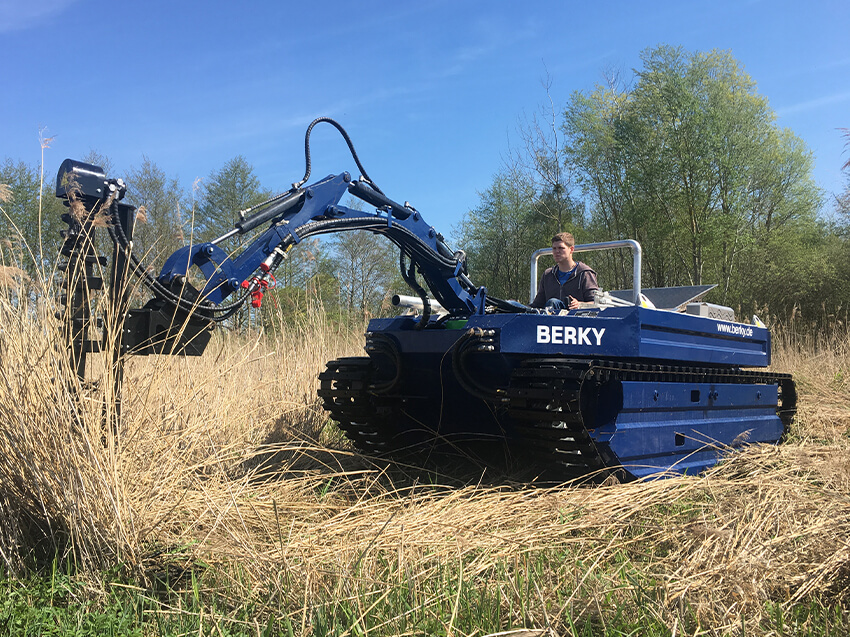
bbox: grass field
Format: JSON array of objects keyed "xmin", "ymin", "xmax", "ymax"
[{"xmin": 0, "ymin": 275, "xmax": 848, "ymax": 636}]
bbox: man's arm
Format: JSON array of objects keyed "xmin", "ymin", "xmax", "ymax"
[
  {"xmin": 530, "ymin": 278, "xmax": 546, "ymax": 308},
  {"xmin": 578, "ymin": 268, "xmax": 599, "ymax": 302}
]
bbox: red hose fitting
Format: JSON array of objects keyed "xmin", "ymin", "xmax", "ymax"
[{"xmin": 241, "ymin": 276, "xmax": 273, "ymax": 308}]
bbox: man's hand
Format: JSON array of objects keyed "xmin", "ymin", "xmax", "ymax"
[{"xmin": 566, "ymin": 295, "xmax": 595, "ymax": 310}]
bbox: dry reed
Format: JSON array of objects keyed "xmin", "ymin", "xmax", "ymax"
[{"xmin": 0, "ymin": 270, "xmax": 848, "ymax": 634}]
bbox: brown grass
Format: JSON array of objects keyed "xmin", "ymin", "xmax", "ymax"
[
  {"xmin": 0, "ymin": 265, "xmax": 30, "ymax": 288},
  {"xmin": 0, "ymin": 285, "xmax": 848, "ymax": 633}
]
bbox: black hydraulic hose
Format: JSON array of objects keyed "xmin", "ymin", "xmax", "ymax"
[
  {"xmin": 365, "ymin": 333, "xmax": 402, "ymax": 393},
  {"xmin": 289, "ymin": 216, "xmax": 521, "ymax": 318},
  {"xmin": 295, "ymin": 117, "xmax": 384, "ymax": 194},
  {"xmin": 111, "ymin": 194, "xmax": 522, "ymax": 321},
  {"xmin": 293, "ymin": 215, "xmax": 459, "ymax": 273},
  {"xmin": 450, "ymin": 328, "xmax": 506, "ymax": 403},
  {"xmin": 399, "ymin": 250, "xmax": 430, "ymax": 329},
  {"xmin": 106, "ymin": 201, "xmax": 250, "ymax": 320}
]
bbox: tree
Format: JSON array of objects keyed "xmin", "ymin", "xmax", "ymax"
[
  {"xmin": 561, "ymin": 82, "xmax": 646, "ymax": 290},
  {"xmin": 456, "ymin": 76, "xmax": 593, "ymax": 301},
  {"xmin": 81, "ymin": 150, "xmax": 114, "ymax": 177},
  {"xmin": 194, "ymin": 156, "xmax": 272, "ymax": 330},
  {"xmin": 836, "ymin": 129, "xmax": 850, "ymax": 218},
  {"xmin": 326, "ymin": 229, "xmax": 399, "ymax": 320},
  {"xmin": 123, "ymin": 157, "xmax": 187, "ymax": 269},
  {"xmin": 0, "ymin": 158, "xmax": 64, "ymax": 283},
  {"xmin": 260, "ymin": 236, "xmax": 345, "ymax": 331},
  {"xmin": 455, "ymin": 172, "xmax": 558, "ymax": 301},
  {"xmin": 195, "ymin": 156, "xmax": 272, "ymax": 243},
  {"xmin": 562, "ymin": 45, "xmax": 823, "ymax": 313},
  {"xmin": 511, "ymin": 74, "xmax": 583, "ymax": 233}
]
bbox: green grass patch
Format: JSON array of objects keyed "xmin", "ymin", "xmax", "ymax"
[{"xmin": 2, "ymin": 553, "xmax": 848, "ymax": 637}]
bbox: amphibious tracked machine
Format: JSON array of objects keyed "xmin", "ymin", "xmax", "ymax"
[{"xmin": 56, "ymin": 118, "xmax": 795, "ymax": 480}]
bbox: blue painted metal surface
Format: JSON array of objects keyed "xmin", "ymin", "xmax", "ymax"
[
  {"xmin": 368, "ymin": 305, "xmax": 771, "ymax": 368},
  {"xmin": 157, "ymin": 173, "xmax": 485, "ymax": 314},
  {"xmin": 357, "ymin": 305, "xmax": 789, "ymax": 480},
  {"xmin": 593, "ymin": 380, "xmax": 782, "ymax": 479}
]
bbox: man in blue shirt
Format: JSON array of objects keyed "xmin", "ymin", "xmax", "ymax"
[{"xmin": 531, "ymin": 232, "xmax": 599, "ymax": 310}]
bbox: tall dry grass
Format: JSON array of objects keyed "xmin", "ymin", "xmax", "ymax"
[
  {"xmin": 0, "ymin": 257, "xmax": 848, "ymax": 633},
  {"xmin": 772, "ymin": 320, "xmax": 850, "ymax": 444}
]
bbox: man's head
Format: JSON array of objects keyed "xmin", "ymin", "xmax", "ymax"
[
  {"xmin": 552, "ymin": 232, "xmax": 575, "ymax": 248},
  {"xmin": 551, "ymin": 232, "xmax": 576, "ymax": 269}
]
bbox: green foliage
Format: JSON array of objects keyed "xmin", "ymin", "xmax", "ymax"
[
  {"xmin": 123, "ymin": 156, "xmax": 188, "ymax": 270},
  {"xmin": 0, "ymin": 565, "xmax": 144, "ymax": 636},
  {"xmin": 559, "ymin": 45, "xmax": 836, "ymax": 319},
  {"xmin": 455, "ymin": 176, "xmax": 565, "ymax": 301},
  {"xmin": 452, "ymin": 45, "xmax": 848, "ymax": 323},
  {"xmin": 324, "ymin": 229, "xmax": 400, "ymax": 319},
  {"xmin": 454, "ymin": 91, "xmax": 589, "ymax": 302},
  {"xmin": 0, "ymin": 157, "xmax": 64, "ymax": 282}
]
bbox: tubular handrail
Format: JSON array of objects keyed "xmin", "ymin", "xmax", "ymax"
[{"xmin": 530, "ymin": 239, "xmax": 642, "ymax": 305}]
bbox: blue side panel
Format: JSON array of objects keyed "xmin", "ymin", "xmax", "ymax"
[
  {"xmin": 633, "ymin": 308, "xmax": 770, "ymax": 366},
  {"xmin": 476, "ymin": 311, "xmax": 641, "ymax": 359},
  {"xmin": 594, "ymin": 381, "xmax": 783, "ymax": 479},
  {"xmin": 466, "ymin": 307, "xmax": 770, "ymax": 368}
]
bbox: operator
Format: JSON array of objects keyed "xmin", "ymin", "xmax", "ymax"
[{"xmin": 531, "ymin": 232, "xmax": 599, "ymax": 310}]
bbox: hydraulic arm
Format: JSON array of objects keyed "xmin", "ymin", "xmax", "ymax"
[
  {"xmin": 55, "ymin": 118, "xmax": 526, "ymax": 366},
  {"xmin": 154, "ymin": 170, "xmax": 487, "ymax": 318}
]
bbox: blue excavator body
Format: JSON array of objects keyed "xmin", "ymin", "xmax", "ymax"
[{"xmin": 321, "ymin": 302, "xmax": 793, "ymax": 480}]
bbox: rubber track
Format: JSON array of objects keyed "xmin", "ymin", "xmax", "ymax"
[
  {"xmin": 319, "ymin": 355, "xmax": 797, "ymax": 479},
  {"xmin": 506, "ymin": 360, "xmax": 602, "ymax": 479},
  {"xmin": 318, "ymin": 357, "xmax": 399, "ymax": 453}
]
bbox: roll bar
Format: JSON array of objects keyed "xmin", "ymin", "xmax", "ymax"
[{"xmin": 530, "ymin": 239, "xmax": 643, "ymax": 305}]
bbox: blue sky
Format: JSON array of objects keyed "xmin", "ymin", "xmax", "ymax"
[{"xmin": 1, "ymin": 0, "xmax": 848, "ymax": 236}]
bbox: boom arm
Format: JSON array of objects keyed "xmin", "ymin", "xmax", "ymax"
[
  {"xmin": 56, "ymin": 117, "xmax": 532, "ymax": 355},
  {"xmin": 157, "ymin": 171, "xmax": 487, "ymax": 317}
]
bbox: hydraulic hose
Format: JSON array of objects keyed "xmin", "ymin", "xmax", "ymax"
[
  {"xmin": 450, "ymin": 328, "xmax": 506, "ymax": 403},
  {"xmin": 364, "ymin": 333, "xmax": 402, "ymax": 393},
  {"xmin": 106, "ymin": 201, "xmax": 250, "ymax": 321},
  {"xmin": 295, "ymin": 117, "xmax": 384, "ymax": 194},
  {"xmin": 399, "ymin": 249, "xmax": 431, "ymax": 329}
]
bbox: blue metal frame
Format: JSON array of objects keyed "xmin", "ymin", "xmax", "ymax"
[
  {"xmin": 362, "ymin": 309, "xmax": 784, "ymax": 479},
  {"xmin": 157, "ymin": 172, "xmax": 485, "ymax": 315},
  {"xmin": 597, "ymin": 379, "xmax": 783, "ymax": 478},
  {"xmin": 367, "ymin": 303, "xmax": 771, "ymax": 368}
]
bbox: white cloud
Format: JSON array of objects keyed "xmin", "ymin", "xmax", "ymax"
[
  {"xmin": 778, "ymin": 91, "xmax": 850, "ymax": 117},
  {"xmin": 0, "ymin": 0, "xmax": 78, "ymax": 33}
]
